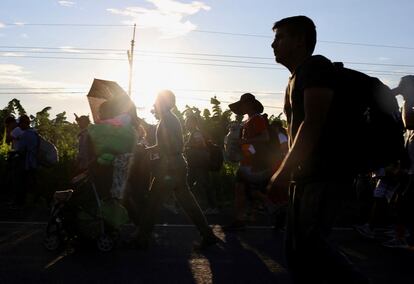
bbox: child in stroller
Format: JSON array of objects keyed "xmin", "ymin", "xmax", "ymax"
[
  {"xmin": 43, "ymin": 96, "xmax": 145, "ymax": 252},
  {"xmin": 43, "ymin": 166, "xmax": 129, "ymax": 252}
]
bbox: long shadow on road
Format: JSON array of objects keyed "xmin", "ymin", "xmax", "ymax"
[{"xmin": 0, "ymin": 223, "xmax": 291, "ymax": 283}]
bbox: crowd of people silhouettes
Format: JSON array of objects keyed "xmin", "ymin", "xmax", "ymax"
[{"xmin": 3, "ymin": 15, "xmax": 414, "ymax": 284}]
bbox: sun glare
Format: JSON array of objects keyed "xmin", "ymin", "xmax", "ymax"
[{"xmin": 128, "ymin": 58, "xmax": 205, "ymax": 120}]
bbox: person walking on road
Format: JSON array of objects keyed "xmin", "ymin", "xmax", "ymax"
[
  {"xmin": 269, "ymin": 15, "xmax": 369, "ymax": 283},
  {"xmin": 133, "ymin": 90, "xmax": 219, "ymax": 249}
]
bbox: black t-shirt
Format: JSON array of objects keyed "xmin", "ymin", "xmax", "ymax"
[
  {"xmin": 156, "ymin": 111, "xmax": 184, "ymax": 157},
  {"xmin": 284, "ymin": 55, "xmax": 347, "ymax": 181}
]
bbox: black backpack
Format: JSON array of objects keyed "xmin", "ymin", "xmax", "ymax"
[{"xmin": 334, "ymin": 62, "xmax": 405, "ymax": 173}]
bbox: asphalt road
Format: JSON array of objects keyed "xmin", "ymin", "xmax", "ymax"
[{"xmin": 0, "ymin": 206, "xmax": 413, "ymax": 283}]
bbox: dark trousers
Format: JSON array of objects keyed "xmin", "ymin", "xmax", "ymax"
[
  {"xmin": 11, "ymin": 156, "xmax": 37, "ymax": 206},
  {"xmin": 396, "ymin": 174, "xmax": 414, "ymax": 227},
  {"xmin": 285, "ymin": 180, "xmax": 367, "ymax": 284},
  {"xmin": 137, "ymin": 157, "xmax": 213, "ymax": 241},
  {"xmin": 188, "ymin": 167, "xmax": 216, "ymax": 209}
]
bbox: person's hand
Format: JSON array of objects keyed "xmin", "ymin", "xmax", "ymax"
[{"xmin": 267, "ymin": 166, "xmax": 290, "ymax": 193}]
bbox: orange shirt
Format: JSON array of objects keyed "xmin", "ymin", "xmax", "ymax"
[{"xmin": 240, "ymin": 115, "xmax": 267, "ymax": 166}]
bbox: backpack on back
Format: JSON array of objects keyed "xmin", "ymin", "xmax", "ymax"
[
  {"xmin": 37, "ymin": 134, "xmax": 59, "ymax": 167},
  {"xmin": 334, "ymin": 63, "xmax": 405, "ymax": 173}
]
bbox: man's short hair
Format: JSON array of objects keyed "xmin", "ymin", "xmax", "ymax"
[
  {"xmin": 185, "ymin": 114, "xmax": 199, "ymax": 125},
  {"xmin": 272, "ymin": 15, "xmax": 317, "ymax": 55},
  {"xmin": 4, "ymin": 116, "xmax": 16, "ymax": 125},
  {"xmin": 18, "ymin": 114, "xmax": 30, "ymax": 124},
  {"xmin": 157, "ymin": 90, "xmax": 176, "ymax": 110}
]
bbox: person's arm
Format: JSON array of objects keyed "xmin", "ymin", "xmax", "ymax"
[
  {"xmin": 402, "ymin": 98, "xmax": 414, "ymax": 130},
  {"xmin": 268, "ymin": 87, "xmax": 334, "ymax": 188}
]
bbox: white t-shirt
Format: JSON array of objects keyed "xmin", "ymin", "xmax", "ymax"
[{"xmin": 10, "ymin": 127, "xmax": 24, "ymax": 150}]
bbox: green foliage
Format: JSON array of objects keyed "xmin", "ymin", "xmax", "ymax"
[
  {"xmin": 31, "ymin": 108, "xmax": 79, "ymax": 160},
  {"xmin": 268, "ymin": 112, "xmax": 286, "ymax": 126},
  {"xmin": 0, "ymin": 128, "xmax": 11, "ymax": 159},
  {"xmin": 0, "ymin": 100, "xmax": 79, "ymax": 161},
  {"xmin": 210, "ymin": 96, "xmax": 222, "ymax": 118},
  {"xmin": 0, "ymin": 97, "xmax": 287, "ymax": 207},
  {"xmin": 203, "ymin": 109, "xmax": 211, "ymax": 120},
  {"xmin": 0, "ymin": 99, "xmax": 27, "ymax": 138}
]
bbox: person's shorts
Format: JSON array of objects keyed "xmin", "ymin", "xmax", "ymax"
[{"xmin": 236, "ymin": 165, "xmax": 271, "ymax": 193}]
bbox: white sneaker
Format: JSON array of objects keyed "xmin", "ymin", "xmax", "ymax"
[
  {"xmin": 354, "ymin": 224, "xmax": 375, "ymax": 239},
  {"xmin": 382, "ymin": 238, "xmax": 409, "ymax": 249}
]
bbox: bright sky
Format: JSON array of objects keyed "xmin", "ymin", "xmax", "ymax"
[{"xmin": 1, "ymin": 0, "xmax": 414, "ymax": 123}]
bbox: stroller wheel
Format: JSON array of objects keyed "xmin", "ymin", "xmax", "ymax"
[
  {"xmin": 43, "ymin": 233, "xmax": 61, "ymax": 251},
  {"xmin": 97, "ymin": 234, "xmax": 114, "ymax": 252}
]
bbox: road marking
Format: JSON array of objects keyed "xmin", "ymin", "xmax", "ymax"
[
  {"xmin": 0, "ymin": 229, "xmax": 42, "ymax": 251},
  {"xmin": 238, "ymin": 237, "xmax": 288, "ymax": 274}
]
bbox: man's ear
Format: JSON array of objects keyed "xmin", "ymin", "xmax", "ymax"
[{"xmin": 294, "ymin": 34, "xmax": 307, "ymax": 50}]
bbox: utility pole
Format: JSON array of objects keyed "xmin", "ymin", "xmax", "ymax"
[{"xmin": 127, "ymin": 23, "xmax": 136, "ymax": 97}]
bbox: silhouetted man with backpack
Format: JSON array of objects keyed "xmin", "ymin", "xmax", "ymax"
[
  {"xmin": 269, "ymin": 16, "xmax": 369, "ymax": 283},
  {"xmin": 13, "ymin": 115, "xmax": 39, "ymax": 208}
]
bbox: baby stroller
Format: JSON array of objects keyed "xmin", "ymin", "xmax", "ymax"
[{"xmin": 43, "ymin": 168, "xmax": 129, "ymax": 252}]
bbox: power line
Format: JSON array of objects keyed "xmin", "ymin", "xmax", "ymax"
[
  {"xmin": 3, "ymin": 23, "xmax": 414, "ymax": 50},
  {"xmin": 319, "ymin": 40, "xmax": 414, "ymax": 51},
  {"xmin": 0, "ymin": 91, "xmax": 85, "ymax": 94},
  {"xmin": 0, "ymin": 91, "xmax": 284, "ymax": 109},
  {"xmin": 136, "ymin": 50, "xmax": 273, "ymax": 60},
  {"xmin": 0, "ymin": 45, "xmax": 126, "ymax": 52},
  {"xmin": 0, "ymin": 54, "xmax": 126, "ymax": 61},
  {"xmin": 3, "ymin": 23, "xmax": 134, "ymax": 27},
  {"xmin": 201, "ymin": 29, "xmax": 414, "ymax": 50},
  {"xmin": 0, "ymin": 54, "xmax": 408, "ymax": 76},
  {"xmin": 0, "ymin": 50, "xmax": 126, "ymax": 56},
  {"xmin": 2, "ymin": 46, "xmax": 414, "ymax": 69},
  {"xmin": 0, "ymin": 87, "xmax": 285, "ymax": 95}
]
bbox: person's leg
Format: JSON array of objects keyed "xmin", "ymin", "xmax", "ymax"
[
  {"xmin": 13, "ymin": 157, "xmax": 26, "ymax": 206},
  {"xmin": 355, "ymin": 175, "xmax": 374, "ymax": 224},
  {"xmin": 234, "ymin": 182, "xmax": 246, "ymax": 221},
  {"xmin": 173, "ymin": 166, "xmax": 214, "ymax": 239},
  {"xmin": 187, "ymin": 166, "xmax": 207, "ymax": 209},
  {"xmin": 123, "ymin": 176, "xmax": 151, "ymax": 226},
  {"xmin": 286, "ymin": 181, "xmax": 368, "ymax": 284},
  {"xmin": 209, "ymin": 171, "xmax": 223, "ymax": 208},
  {"xmin": 27, "ymin": 169, "xmax": 40, "ymax": 205},
  {"xmin": 135, "ymin": 169, "xmax": 169, "ymax": 243},
  {"xmin": 284, "ymin": 182, "xmax": 307, "ymax": 283},
  {"xmin": 392, "ymin": 175, "xmax": 414, "ymax": 242},
  {"xmin": 369, "ymin": 197, "xmax": 388, "ymax": 229},
  {"xmin": 231, "ymin": 167, "xmax": 252, "ymax": 223},
  {"xmin": 199, "ymin": 169, "xmax": 217, "ymax": 210}
]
